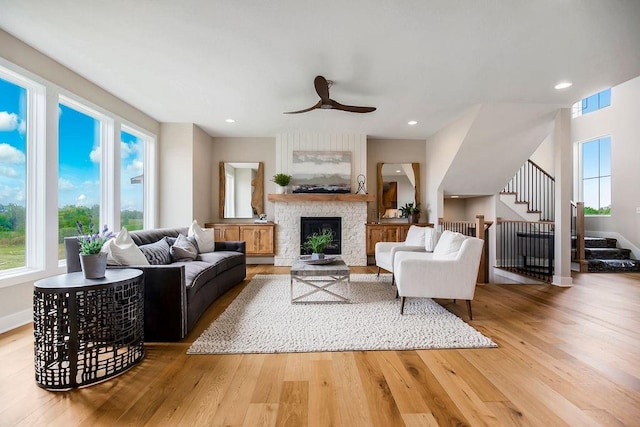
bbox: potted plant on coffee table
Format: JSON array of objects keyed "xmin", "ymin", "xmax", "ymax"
[
  {"xmin": 303, "ymin": 228, "xmax": 334, "ymax": 260},
  {"xmin": 76, "ymin": 218, "xmax": 114, "ymax": 279},
  {"xmin": 399, "ymin": 202, "xmax": 421, "ymax": 223},
  {"xmin": 271, "ymin": 173, "xmax": 292, "ymax": 194}
]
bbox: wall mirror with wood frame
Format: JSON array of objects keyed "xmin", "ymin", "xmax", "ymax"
[
  {"xmin": 219, "ymin": 162, "xmax": 264, "ymax": 219},
  {"xmin": 377, "ymin": 162, "xmax": 420, "ymax": 219}
]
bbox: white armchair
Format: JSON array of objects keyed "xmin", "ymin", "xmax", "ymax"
[
  {"xmin": 394, "ymin": 230, "xmax": 484, "ymax": 319},
  {"xmin": 375, "ymin": 225, "xmax": 438, "ymax": 284}
]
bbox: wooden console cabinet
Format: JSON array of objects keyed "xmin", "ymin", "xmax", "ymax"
[
  {"xmin": 204, "ymin": 223, "xmax": 275, "ymax": 256},
  {"xmin": 365, "ymin": 222, "xmax": 432, "ymax": 255}
]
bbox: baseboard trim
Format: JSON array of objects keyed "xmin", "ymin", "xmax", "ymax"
[
  {"xmin": 0, "ymin": 308, "xmax": 32, "ymax": 334},
  {"xmin": 491, "ymin": 267, "xmax": 549, "ymax": 285}
]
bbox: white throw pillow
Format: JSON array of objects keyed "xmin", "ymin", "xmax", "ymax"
[
  {"xmin": 104, "ymin": 227, "xmax": 150, "ymax": 266},
  {"xmin": 404, "ymin": 225, "xmax": 426, "ymax": 246},
  {"xmin": 188, "ymin": 220, "xmax": 216, "ymax": 253},
  {"xmin": 424, "ymin": 227, "xmax": 440, "ymax": 252},
  {"xmin": 432, "ymin": 230, "xmax": 465, "ymax": 259}
]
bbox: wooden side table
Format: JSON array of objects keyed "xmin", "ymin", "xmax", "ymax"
[{"xmin": 33, "ymin": 269, "xmax": 144, "ymax": 390}]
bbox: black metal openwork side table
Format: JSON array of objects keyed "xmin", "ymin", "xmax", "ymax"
[{"xmin": 33, "ymin": 268, "xmax": 144, "ymax": 390}]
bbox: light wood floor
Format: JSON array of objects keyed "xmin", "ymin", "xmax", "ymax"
[{"xmin": 2, "ymin": 266, "xmax": 639, "ymax": 426}]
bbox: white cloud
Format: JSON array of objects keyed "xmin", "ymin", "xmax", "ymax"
[
  {"xmin": 121, "ymin": 141, "xmax": 133, "ymax": 158},
  {"xmin": 0, "ymin": 143, "xmax": 26, "ymax": 164},
  {"xmin": 0, "ymin": 112, "xmax": 20, "ymax": 131},
  {"xmin": 0, "ymin": 166, "xmax": 18, "ymax": 178},
  {"xmin": 76, "ymin": 194, "xmax": 86, "ymax": 203},
  {"xmin": 58, "ymin": 177, "xmax": 75, "ymax": 190},
  {"xmin": 0, "ymin": 184, "xmax": 24, "ymax": 203},
  {"xmin": 18, "ymin": 120, "xmax": 26, "ymax": 134},
  {"xmin": 89, "ymin": 147, "xmax": 100, "ymax": 163},
  {"xmin": 125, "ymin": 160, "xmax": 144, "ymax": 175}
]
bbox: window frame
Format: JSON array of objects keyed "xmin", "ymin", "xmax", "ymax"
[
  {"xmin": 0, "ymin": 57, "xmax": 157, "ymax": 288},
  {"xmin": 0, "ymin": 63, "xmax": 47, "ymax": 284},
  {"xmin": 575, "ymin": 135, "xmax": 612, "ymax": 217},
  {"xmin": 120, "ymin": 124, "xmax": 156, "ymax": 230}
]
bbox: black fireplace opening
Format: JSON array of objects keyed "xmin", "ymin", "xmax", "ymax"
[{"xmin": 300, "ymin": 217, "xmax": 342, "ymax": 255}]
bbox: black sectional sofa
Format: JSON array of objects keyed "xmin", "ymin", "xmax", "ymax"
[{"xmin": 65, "ymin": 227, "xmax": 246, "ymax": 341}]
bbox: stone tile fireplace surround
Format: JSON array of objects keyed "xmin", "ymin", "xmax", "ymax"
[{"xmin": 273, "ymin": 200, "xmax": 368, "ymax": 266}]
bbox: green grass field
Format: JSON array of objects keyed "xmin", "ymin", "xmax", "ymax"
[{"xmin": 0, "ymin": 232, "xmax": 25, "ymax": 270}]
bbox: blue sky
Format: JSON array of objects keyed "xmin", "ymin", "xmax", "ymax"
[
  {"xmin": 1, "ymin": 76, "xmax": 144, "ymax": 211},
  {"xmin": 0, "ymin": 77, "xmax": 26, "ymax": 206}
]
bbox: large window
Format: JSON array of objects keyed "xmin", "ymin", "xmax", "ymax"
[
  {"xmin": 581, "ymin": 136, "xmax": 611, "ymax": 215},
  {"xmin": 572, "ymin": 88, "xmax": 611, "ymax": 117},
  {"xmin": 0, "ymin": 59, "xmax": 155, "ymax": 283},
  {"xmin": 120, "ymin": 128, "xmax": 145, "ymax": 231},
  {"xmin": 58, "ymin": 100, "xmax": 104, "ymax": 259},
  {"xmin": 0, "ymin": 76, "xmax": 27, "ymax": 271}
]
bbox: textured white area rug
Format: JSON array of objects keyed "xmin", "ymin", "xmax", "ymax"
[{"xmin": 187, "ymin": 274, "xmax": 497, "ymax": 354}]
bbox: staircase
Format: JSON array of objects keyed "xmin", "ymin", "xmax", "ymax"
[{"xmin": 583, "ymin": 237, "xmax": 640, "ymax": 272}]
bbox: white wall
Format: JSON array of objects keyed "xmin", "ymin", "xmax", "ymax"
[
  {"xmin": 529, "ymin": 133, "xmax": 555, "ymax": 175},
  {"xmin": 159, "ymin": 123, "xmax": 214, "ymax": 227},
  {"xmin": 159, "ymin": 123, "xmax": 194, "ymax": 227},
  {"xmin": 0, "ymin": 30, "xmax": 160, "ymax": 332},
  {"xmin": 572, "ymin": 75, "xmax": 640, "ymax": 248},
  {"xmin": 193, "ymin": 125, "xmax": 213, "ymax": 225},
  {"xmin": 426, "ymin": 106, "xmax": 481, "ymax": 223}
]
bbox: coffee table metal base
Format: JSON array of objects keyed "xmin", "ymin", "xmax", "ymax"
[{"xmin": 290, "ymin": 257, "xmax": 351, "ymax": 304}]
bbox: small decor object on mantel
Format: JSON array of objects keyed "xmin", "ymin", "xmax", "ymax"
[
  {"xmin": 302, "ymin": 228, "xmax": 334, "ymax": 260},
  {"xmin": 272, "ymin": 173, "xmax": 292, "ymax": 194},
  {"xmin": 399, "ymin": 202, "xmax": 421, "ymax": 224},
  {"xmin": 76, "ymin": 218, "xmax": 114, "ymax": 279},
  {"xmin": 356, "ymin": 174, "xmax": 367, "ymax": 194}
]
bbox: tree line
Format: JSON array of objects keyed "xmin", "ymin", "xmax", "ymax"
[{"xmin": 0, "ymin": 204, "xmax": 143, "ymax": 239}]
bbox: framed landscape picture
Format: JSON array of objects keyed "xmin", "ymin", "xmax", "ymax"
[{"xmin": 291, "ymin": 151, "xmax": 351, "ymax": 193}]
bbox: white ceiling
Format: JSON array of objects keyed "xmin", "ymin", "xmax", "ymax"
[{"xmin": 1, "ymin": 0, "xmax": 639, "ymax": 139}]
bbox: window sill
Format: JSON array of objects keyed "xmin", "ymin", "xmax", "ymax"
[{"xmin": 0, "ymin": 265, "xmax": 65, "ymax": 288}]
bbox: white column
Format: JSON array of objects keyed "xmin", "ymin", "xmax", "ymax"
[{"xmin": 552, "ymin": 108, "xmax": 573, "ymax": 286}]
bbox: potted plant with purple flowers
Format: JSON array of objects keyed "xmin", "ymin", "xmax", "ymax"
[{"xmin": 76, "ymin": 217, "xmax": 114, "ymax": 279}]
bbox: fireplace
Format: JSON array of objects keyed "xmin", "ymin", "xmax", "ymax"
[{"xmin": 300, "ymin": 217, "xmax": 341, "ymax": 255}]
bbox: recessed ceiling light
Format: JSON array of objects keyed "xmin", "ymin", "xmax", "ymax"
[
  {"xmin": 407, "ymin": 120, "xmax": 418, "ymax": 125},
  {"xmin": 450, "ymin": 195, "xmax": 460, "ymax": 198},
  {"xmin": 225, "ymin": 118, "xmax": 235, "ymax": 123},
  {"xmin": 554, "ymin": 81, "xmax": 572, "ymax": 90},
  {"xmin": 395, "ymin": 170, "xmax": 401, "ymax": 173}
]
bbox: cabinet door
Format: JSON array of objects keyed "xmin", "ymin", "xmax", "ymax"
[
  {"xmin": 214, "ymin": 225, "xmax": 240, "ymax": 242},
  {"xmin": 366, "ymin": 226, "xmax": 384, "ymax": 255},
  {"xmin": 240, "ymin": 225, "xmax": 275, "ymax": 255},
  {"xmin": 366, "ymin": 224, "xmax": 405, "ymax": 255}
]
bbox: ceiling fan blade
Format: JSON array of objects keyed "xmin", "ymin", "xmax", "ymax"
[
  {"xmin": 283, "ymin": 100, "xmax": 322, "ymax": 114},
  {"xmin": 314, "ymin": 75, "xmax": 331, "ymax": 104},
  {"xmin": 330, "ymin": 99, "xmax": 376, "ymax": 113}
]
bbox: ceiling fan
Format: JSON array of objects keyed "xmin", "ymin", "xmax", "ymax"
[{"xmin": 284, "ymin": 75, "xmax": 376, "ymax": 114}]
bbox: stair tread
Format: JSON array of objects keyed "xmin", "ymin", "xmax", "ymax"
[
  {"xmin": 584, "ymin": 237, "xmax": 618, "ymax": 248},
  {"xmin": 587, "ymin": 258, "xmax": 640, "ymax": 272}
]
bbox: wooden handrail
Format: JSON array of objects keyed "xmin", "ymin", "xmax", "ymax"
[
  {"xmin": 528, "ymin": 159, "xmax": 555, "ymax": 181},
  {"xmin": 496, "ymin": 217, "xmax": 555, "ymax": 225}
]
